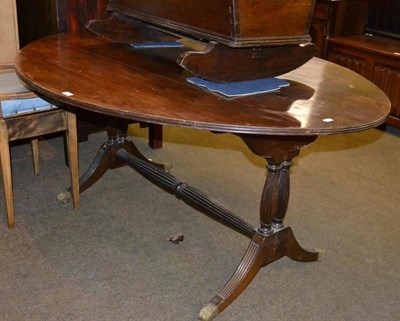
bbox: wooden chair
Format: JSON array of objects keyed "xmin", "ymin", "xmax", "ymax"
[{"xmin": 0, "ymin": 64, "xmax": 80, "ymax": 228}]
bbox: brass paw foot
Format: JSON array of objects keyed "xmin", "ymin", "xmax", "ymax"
[
  {"xmin": 199, "ymin": 303, "xmax": 218, "ymax": 321},
  {"xmin": 315, "ymin": 248, "xmax": 325, "ymax": 261}
]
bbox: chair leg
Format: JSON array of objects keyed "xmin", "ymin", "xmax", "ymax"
[
  {"xmin": 31, "ymin": 139, "xmax": 40, "ymax": 176},
  {"xmin": 65, "ymin": 111, "xmax": 80, "ymax": 210},
  {"xmin": 0, "ymin": 120, "xmax": 15, "ymax": 228}
]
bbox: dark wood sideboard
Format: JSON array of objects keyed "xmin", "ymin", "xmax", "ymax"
[{"xmin": 311, "ymin": 0, "xmax": 400, "ymax": 128}]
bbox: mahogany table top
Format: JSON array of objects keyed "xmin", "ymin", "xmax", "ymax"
[{"xmin": 15, "ymin": 33, "xmax": 390, "ymax": 136}]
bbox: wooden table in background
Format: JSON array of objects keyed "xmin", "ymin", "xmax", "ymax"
[{"xmin": 15, "ymin": 33, "xmax": 391, "ymax": 321}]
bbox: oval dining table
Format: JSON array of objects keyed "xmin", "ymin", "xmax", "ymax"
[{"xmin": 15, "ymin": 32, "xmax": 391, "ymax": 321}]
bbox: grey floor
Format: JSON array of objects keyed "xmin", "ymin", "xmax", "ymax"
[{"xmin": 1, "ymin": 124, "xmax": 399, "ymax": 321}]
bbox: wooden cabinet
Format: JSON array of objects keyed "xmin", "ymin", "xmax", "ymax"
[
  {"xmin": 328, "ymin": 35, "xmax": 400, "ymax": 127},
  {"xmin": 15, "ymin": 0, "xmax": 58, "ymax": 48},
  {"xmin": 310, "ymin": 0, "xmax": 368, "ymax": 58},
  {"xmin": 311, "ymin": 0, "xmax": 400, "ymax": 127},
  {"xmin": 15, "ymin": 0, "xmax": 108, "ymax": 46}
]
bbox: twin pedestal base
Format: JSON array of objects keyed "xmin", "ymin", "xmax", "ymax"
[
  {"xmin": 73, "ymin": 121, "xmax": 321, "ymax": 320},
  {"xmin": 200, "ymin": 228, "xmax": 321, "ymax": 321}
]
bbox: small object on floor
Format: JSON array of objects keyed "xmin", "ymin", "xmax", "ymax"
[
  {"xmin": 57, "ymin": 190, "xmax": 72, "ymax": 203},
  {"xmin": 167, "ymin": 233, "xmax": 184, "ymax": 244}
]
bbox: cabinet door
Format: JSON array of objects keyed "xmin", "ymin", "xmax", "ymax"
[
  {"xmin": 328, "ymin": 43, "xmax": 400, "ymax": 123},
  {"xmin": 15, "ymin": 0, "xmax": 58, "ymax": 47},
  {"xmin": 373, "ymin": 63, "xmax": 400, "ymax": 118},
  {"xmin": 327, "ymin": 45, "xmax": 373, "ymax": 79}
]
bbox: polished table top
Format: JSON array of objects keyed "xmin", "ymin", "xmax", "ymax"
[{"xmin": 15, "ymin": 33, "xmax": 390, "ymax": 136}]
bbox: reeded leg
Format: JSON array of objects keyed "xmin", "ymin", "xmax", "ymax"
[
  {"xmin": 59, "ymin": 118, "xmax": 165, "ymax": 203},
  {"xmin": 77, "ymin": 131, "xmax": 117, "ymax": 194},
  {"xmin": 199, "ymin": 232, "xmax": 266, "ymax": 321},
  {"xmin": 57, "ymin": 130, "xmax": 113, "ymax": 204},
  {"xmin": 199, "ymin": 226, "xmax": 321, "ymax": 321},
  {"xmin": 258, "ymin": 157, "xmax": 292, "ymax": 234},
  {"xmin": 199, "ymin": 135, "xmax": 321, "ymax": 320}
]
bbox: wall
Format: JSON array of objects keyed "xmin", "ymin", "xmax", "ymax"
[{"xmin": 0, "ymin": 0, "xmax": 19, "ymax": 64}]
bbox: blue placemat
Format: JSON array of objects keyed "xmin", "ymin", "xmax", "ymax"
[
  {"xmin": 1, "ymin": 97, "xmax": 56, "ymax": 117},
  {"xmin": 131, "ymin": 41, "xmax": 184, "ymax": 48},
  {"xmin": 187, "ymin": 77, "xmax": 290, "ymax": 97}
]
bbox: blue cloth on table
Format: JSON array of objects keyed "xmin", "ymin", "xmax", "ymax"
[
  {"xmin": 187, "ymin": 77, "xmax": 290, "ymax": 97},
  {"xmin": 131, "ymin": 41, "xmax": 184, "ymax": 48},
  {"xmin": 0, "ymin": 97, "xmax": 56, "ymax": 117}
]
